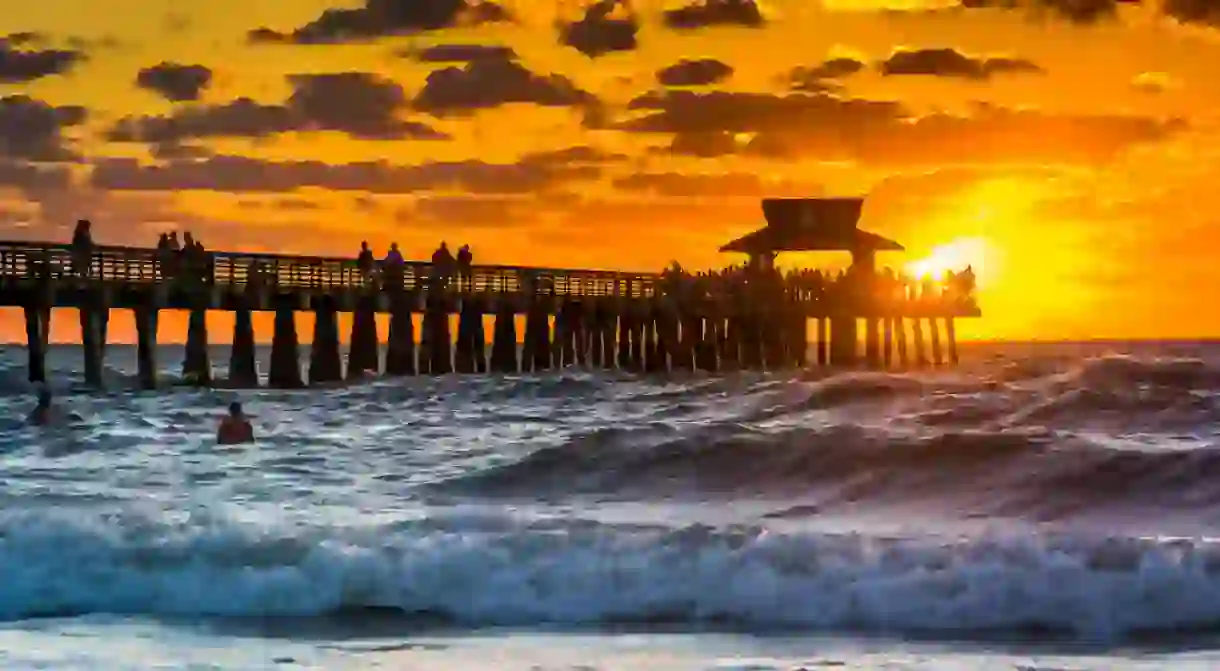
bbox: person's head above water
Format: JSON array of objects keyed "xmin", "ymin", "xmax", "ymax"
[{"xmin": 229, "ymin": 401, "xmax": 243, "ymax": 417}]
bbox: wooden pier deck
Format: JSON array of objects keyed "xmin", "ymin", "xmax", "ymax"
[{"xmin": 0, "ymin": 197, "xmax": 982, "ymax": 389}]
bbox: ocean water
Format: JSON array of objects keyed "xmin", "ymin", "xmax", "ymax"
[{"xmin": 2, "ymin": 340, "xmax": 1220, "ymax": 669}]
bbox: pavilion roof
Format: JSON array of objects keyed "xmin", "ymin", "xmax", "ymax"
[{"xmin": 719, "ymin": 197, "xmax": 904, "ymax": 254}]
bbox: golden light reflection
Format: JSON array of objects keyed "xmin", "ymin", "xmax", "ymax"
[{"xmin": 903, "ymin": 236, "xmax": 990, "ymax": 284}]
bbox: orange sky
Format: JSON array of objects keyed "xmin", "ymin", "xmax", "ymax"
[{"xmin": 2, "ymin": 0, "xmax": 1219, "ymax": 343}]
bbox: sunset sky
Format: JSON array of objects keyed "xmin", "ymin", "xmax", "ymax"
[{"xmin": 1, "ymin": 0, "xmax": 1219, "ymax": 343}]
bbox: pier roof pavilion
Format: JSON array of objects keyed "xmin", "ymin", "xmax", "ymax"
[{"xmin": 719, "ymin": 198, "xmax": 902, "ymax": 271}]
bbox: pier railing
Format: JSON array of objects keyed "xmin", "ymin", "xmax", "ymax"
[{"xmin": 0, "ymin": 241, "xmax": 663, "ymax": 298}]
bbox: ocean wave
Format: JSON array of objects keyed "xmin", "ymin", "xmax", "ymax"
[{"xmin": 3, "ymin": 509, "xmax": 1220, "ymax": 640}]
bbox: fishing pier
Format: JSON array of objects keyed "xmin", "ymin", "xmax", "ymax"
[{"xmin": 0, "ymin": 197, "xmax": 979, "ymax": 388}]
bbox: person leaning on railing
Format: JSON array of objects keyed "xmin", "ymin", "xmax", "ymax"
[{"xmin": 71, "ymin": 219, "xmax": 93, "ymax": 279}]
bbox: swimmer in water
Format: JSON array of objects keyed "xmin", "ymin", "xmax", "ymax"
[{"xmin": 217, "ymin": 401, "xmax": 255, "ymax": 445}]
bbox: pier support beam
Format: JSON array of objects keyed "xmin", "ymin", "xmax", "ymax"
[
  {"xmin": 523, "ymin": 299, "xmax": 552, "ymax": 372},
  {"xmin": 423, "ymin": 294, "xmax": 452, "ymax": 375},
  {"xmin": 80, "ymin": 297, "xmax": 109, "ymax": 388},
  {"xmin": 617, "ymin": 308, "xmax": 632, "ymax": 370},
  {"xmin": 865, "ymin": 317, "xmax": 881, "ymax": 370},
  {"xmin": 269, "ymin": 302, "xmax": 303, "ymax": 389},
  {"xmin": 490, "ymin": 300, "xmax": 518, "ymax": 373},
  {"xmin": 929, "ymin": 317, "xmax": 943, "ymax": 366},
  {"xmin": 347, "ymin": 298, "xmax": 380, "ymax": 379},
  {"xmin": 455, "ymin": 298, "xmax": 478, "ymax": 374},
  {"xmin": 946, "ymin": 318, "xmax": 959, "ymax": 365},
  {"xmin": 228, "ymin": 306, "xmax": 257, "ymax": 387},
  {"xmin": 600, "ymin": 306, "xmax": 617, "ymax": 370},
  {"xmin": 135, "ymin": 306, "xmax": 158, "ymax": 390},
  {"xmin": 24, "ymin": 304, "xmax": 49, "ymax": 384},
  {"xmin": 385, "ymin": 293, "xmax": 417, "ymax": 376},
  {"xmin": 882, "ymin": 318, "xmax": 894, "ymax": 369},
  {"xmin": 815, "ymin": 318, "xmax": 828, "ymax": 367},
  {"xmin": 896, "ymin": 316, "xmax": 909, "ymax": 368},
  {"xmin": 309, "ymin": 300, "xmax": 343, "ymax": 385},
  {"xmin": 912, "ymin": 316, "xmax": 927, "ymax": 367},
  {"xmin": 791, "ymin": 312, "xmax": 808, "ymax": 368},
  {"xmin": 182, "ymin": 306, "xmax": 210, "ymax": 386}
]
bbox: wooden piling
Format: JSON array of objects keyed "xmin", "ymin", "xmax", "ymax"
[
  {"xmin": 600, "ymin": 306, "xmax": 617, "ymax": 370},
  {"xmin": 135, "ymin": 305, "xmax": 158, "ymax": 390},
  {"xmin": 455, "ymin": 297, "xmax": 480, "ymax": 374},
  {"xmin": 816, "ymin": 317, "xmax": 828, "ymax": 366},
  {"xmin": 80, "ymin": 296, "xmax": 108, "ymax": 387},
  {"xmin": 23, "ymin": 304, "xmax": 48, "ymax": 384},
  {"xmin": 882, "ymin": 317, "xmax": 894, "ymax": 369},
  {"xmin": 946, "ymin": 317, "xmax": 959, "ymax": 365},
  {"xmin": 525, "ymin": 298, "xmax": 551, "ymax": 372},
  {"xmin": 269, "ymin": 302, "xmax": 303, "ymax": 388},
  {"xmin": 309, "ymin": 300, "xmax": 343, "ymax": 385},
  {"xmin": 490, "ymin": 299, "xmax": 518, "ymax": 373},
  {"xmin": 864, "ymin": 317, "xmax": 880, "ymax": 369},
  {"xmin": 912, "ymin": 316, "xmax": 927, "ymax": 367},
  {"xmin": 792, "ymin": 311, "xmax": 808, "ymax": 368},
  {"xmin": 587, "ymin": 302, "xmax": 605, "ymax": 368},
  {"xmin": 556, "ymin": 300, "xmax": 577, "ymax": 368},
  {"xmin": 228, "ymin": 305, "xmax": 257, "ymax": 387},
  {"xmin": 183, "ymin": 306, "xmax": 210, "ymax": 386},
  {"xmin": 929, "ymin": 317, "xmax": 943, "ymax": 366},
  {"xmin": 895, "ymin": 316, "xmax": 908, "ymax": 368},
  {"xmin": 385, "ymin": 292, "xmax": 417, "ymax": 376},
  {"xmin": 347, "ymin": 297, "xmax": 380, "ymax": 379},
  {"xmin": 423, "ymin": 294, "xmax": 452, "ymax": 375}
]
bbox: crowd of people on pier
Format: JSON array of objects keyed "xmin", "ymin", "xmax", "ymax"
[{"xmin": 355, "ymin": 240, "xmax": 476, "ymax": 291}]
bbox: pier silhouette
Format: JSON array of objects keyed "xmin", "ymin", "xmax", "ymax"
[{"xmin": 2, "ymin": 198, "xmax": 979, "ymax": 388}]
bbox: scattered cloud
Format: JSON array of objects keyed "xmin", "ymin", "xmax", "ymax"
[
  {"xmin": 663, "ymin": 0, "xmax": 766, "ymax": 30},
  {"xmin": 657, "ymin": 58, "xmax": 734, "ymax": 86},
  {"xmin": 0, "ymin": 37, "xmax": 83, "ymax": 84},
  {"xmin": 1162, "ymin": 0, "xmax": 1220, "ymax": 27},
  {"xmin": 612, "ymin": 171, "xmax": 821, "ymax": 197},
  {"xmin": 403, "ymin": 43, "xmax": 519, "ymax": 63},
  {"xmin": 958, "ymin": 0, "xmax": 1127, "ymax": 24},
  {"xmin": 248, "ymin": 0, "xmax": 511, "ymax": 44},
  {"xmin": 413, "ymin": 54, "xmax": 597, "ymax": 115},
  {"xmin": 786, "ymin": 57, "xmax": 865, "ymax": 92},
  {"xmin": 558, "ymin": 0, "xmax": 639, "ymax": 57},
  {"xmin": 0, "ymin": 95, "xmax": 87, "ymax": 161},
  {"xmin": 109, "ymin": 72, "xmax": 447, "ymax": 145},
  {"xmin": 618, "ymin": 90, "xmax": 1182, "ymax": 165},
  {"xmin": 136, "ymin": 62, "xmax": 214, "ymax": 102},
  {"xmin": 879, "ymin": 48, "xmax": 1044, "ymax": 79},
  {"xmin": 1131, "ymin": 71, "xmax": 1175, "ymax": 93}
]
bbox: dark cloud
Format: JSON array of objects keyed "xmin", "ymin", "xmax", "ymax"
[
  {"xmin": 618, "ymin": 90, "xmax": 1182, "ymax": 165},
  {"xmin": 657, "ymin": 58, "xmax": 734, "ymax": 86},
  {"xmin": 558, "ymin": 0, "xmax": 639, "ymax": 57},
  {"xmin": 0, "ymin": 38, "xmax": 83, "ymax": 83},
  {"xmin": 0, "ymin": 161, "xmax": 72, "ymax": 195},
  {"xmin": 249, "ymin": 0, "xmax": 510, "ymax": 44},
  {"xmin": 90, "ymin": 152, "xmax": 608, "ymax": 195},
  {"xmin": 612, "ymin": 172, "xmax": 820, "ymax": 197},
  {"xmin": 958, "ymin": 0, "xmax": 1128, "ymax": 24},
  {"xmin": 404, "ymin": 43, "xmax": 519, "ymax": 62},
  {"xmin": 136, "ymin": 62, "xmax": 214, "ymax": 102},
  {"xmin": 880, "ymin": 48, "xmax": 1044, "ymax": 79},
  {"xmin": 663, "ymin": 0, "xmax": 766, "ymax": 29},
  {"xmin": 786, "ymin": 57, "xmax": 865, "ymax": 92},
  {"xmin": 109, "ymin": 72, "xmax": 447, "ymax": 144},
  {"xmin": 0, "ymin": 95, "xmax": 87, "ymax": 161},
  {"xmin": 1162, "ymin": 0, "xmax": 1220, "ymax": 26},
  {"xmin": 413, "ymin": 55, "xmax": 597, "ymax": 116},
  {"xmin": 406, "ymin": 195, "xmax": 536, "ymax": 227}
]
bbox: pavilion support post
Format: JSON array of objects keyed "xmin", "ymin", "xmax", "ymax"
[
  {"xmin": 912, "ymin": 315, "xmax": 927, "ymax": 367},
  {"xmin": 269, "ymin": 302, "xmax": 304, "ymax": 389},
  {"xmin": 23, "ymin": 304, "xmax": 48, "ymax": 385},
  {"xmin": 135, "ymin": 305, "xmax": 159, "ymax": 390},
  {"xmin": 792, "ymin": 312, "xmax": 808, "ymax": 368},
  {"xmin": 424, "ymin": 294, "xmax": 452, "ymax": 375},
  {"xmin": 865, "ymin": 317, "xmax": 881, "ymax": 370},
  {"xmin": 182, "ymin": 305, "xmax": 210, "ymax": 386},
  {"xmin": 228, "ymin": 305, "xmax": 258, "ymax": 387},
  {"xmin": 309, "ymin": 299, "xmax": 343, "ymax": 385},
  {"xmin": 929, "ymin": 317, "xmax": 943, "ymax": 366},
  {"xmin": 816, "ymin": 317, "xmax": 828, "ymax": 367},
  {"xmin": 882, "ymin": 317, "xmax": 894, "ymax": 369},
  {"xmin": 896, "ymin": 316, "xmax": 909, "ymax": 368},
  {"xmin": 490, "ymin": 300, "xmax": 518, "ymax": 373},
  {"xmin": 946, "ymin": 317, "xmax": 959, "ymax": 365},
  {"xmin": 385, "ymin": 293, "xmax": 416, "ymax": 376},
  {"xmin": 347, "ymin": 297, "xmax": 380, "ymax": 379}
]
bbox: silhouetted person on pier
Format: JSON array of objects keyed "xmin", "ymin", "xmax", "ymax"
[
  {"xmin": 357, "ymin": 241, "xmax": 375, "ymax": 284},
  {"xmin": 431, "ymin": 242, "xmax": 454, "ymax": 289},
  {"xmin": 71, "ymin": 219, "xmax": 93, "ymax": 278},
  {"xmin": 384, "ymin": 242, "xmax": 404, "ymax": 290},
  {"xmin": 456, "ymin": 244, "xmax": 473, "ymax": 291},
  {"xmin": 156, "ymin": 233, "xmax": 177, "ymax": 279},
  {"xmin": 217, "ymin": 401, "xmax": 254, "ymax": 445},
  {"xmin": 167, "ymin": 231, "xmax": 181, "ymax": 251}
]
